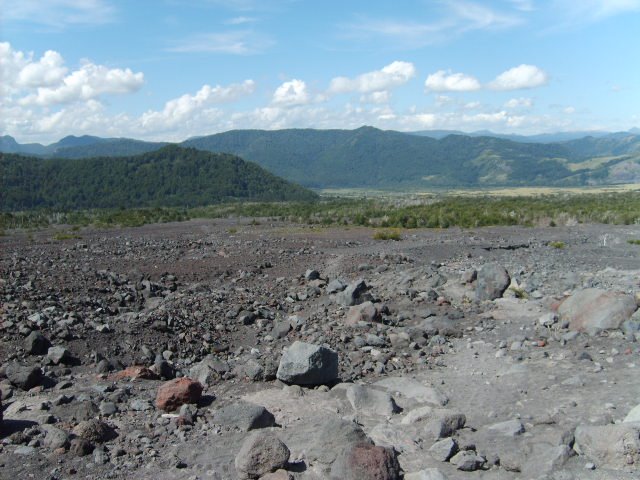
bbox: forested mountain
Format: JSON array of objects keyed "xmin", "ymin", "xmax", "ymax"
[
  {"xmin": 0, "ymin": 145, "xmax": 317, "ymax": 211},
  {"xmin": 3, "ymin": 127, "xmax": 640, "ymax": 189}
]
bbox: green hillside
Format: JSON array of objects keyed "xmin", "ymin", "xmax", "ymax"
[
  {"xmin": 4, "ymin": 127, "xmax": 640, "ymax": 189},
  {"xmin": 0, "ymin": 145, "xmax": 317, "ymax": 211},
  {"xmin": 182, "ymin": 127, "xmax": 577, "ymax": 188}
]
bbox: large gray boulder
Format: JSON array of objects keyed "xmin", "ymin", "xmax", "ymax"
[
  {"xmin": 574, "ymin": 423, "xmax": 640, "ymax": 469},
  {"xmin": 276, "ymin": 341, "xmax": 339, "ymax": 386},
  {"xmin": 213, "ymin": 402, "xmax": 276, "ymax": 431},
  {"xmin": 346, "ymin": 384, "xmax": 400, "ymax": 417},
  {"xmin": 335, "ymin": 279, "xmax": 369, "ymax": 306},
  {"xmin": 475, "ymin": 263, "xmax": 510, "ymax": 301},
  {"xmin": 24, "ymin": 331, "xmax": 51, "ymax": 355},
  {"xmin": 307, "ymin": 417, "xmax": 371, "ymax": 465},
  {"xmin": 235, "ymin": 431, "xmax": 290, "ymax": 479},
  {"xmin": 558, "ymin": 288, "xmax": 637, "ymax": 335},
  {"xmin": 6, "ymin": 363, "xmax": 43, "ymax": 390}
]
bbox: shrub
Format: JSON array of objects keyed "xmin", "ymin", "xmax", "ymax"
[
  {"xmin": 373, "ymin": 229, "xmax": 402, "ymax": 241},
  {"xmin": 549, "ymin": 241, "xmax": 565, "ymax": 249}
]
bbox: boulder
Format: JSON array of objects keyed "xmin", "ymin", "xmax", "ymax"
[
  {"xmin": 214, "ymin": 402, "xmax": 276, "ymax": 431},
  {"xmin": 404, "ymin": 469, "xmax": 448, "ymax": 480},
  {"xmin": 574, "ymin": 423, "xmax": 640, "ymax": 469},
  {"xmin": 155, "ymin": 377, "xmax": 203, "ymax": 412},
  {"xmin": 336, "ymin": 279, "xmax": 369, "ymax": 306},
  {"xmin": 330, "ymin": 442, "xmax": 401, "ymax": 480},
  {"xmin": 345, "ymin": 301, "xmax": 381, "ymax": 325},
  {"xmin": 486, "ymin": 419, "xmax": 525, "ymax": 437},
  {"xmin": 276, "ymin": 341, "xmax": 338, "ymax": 386},
  {"xmin": 41, "ymin": 425, "xmax": 70, "ymax": 450},
  {"xmin": 375, "ymin": 377, "xmax": 448, "ymax": 406},
  {"xmin": 558, "ymin": 288, "xmax": 637, "ymax": 335},
  {"xmin": 72, "ymin": 419, "xmax": 117, "ymax": 443},
  {"xmin": 235, "ymin": 431, "xmax": 290, "ymax": 479},
  {"xmin": 307, "ymin": 417, "xmax": 371, "ymax": 465},
  {"xmin": 24, "ymin": 331, "xmax": 51, "ymax": 355},
  {"xmin": 624, "ymin": 404, "xmax": 640, "ymax": 423},
  {"xmin": 6, "ymin": 363, "xmax": 42, "ymax": 390},
  {"xmin": 346, "ymin": 384, "xmax": 400, "ymax": 417},
  {"xmin": 450, "ymin": 450, "xmax": 485, "ymax": 471},
  {"xmin": 475, "ymin": 263, "xmax": 510, "ymax": 301},
  {"xmin": 47, "ymin": 346, "xmax": 73, "ymax": 365},
  {"xmin": 429, "ymin": 438, "xmax": 458, "ymax": 462}
]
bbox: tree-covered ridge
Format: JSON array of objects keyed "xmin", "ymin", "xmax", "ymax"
[
  {"xmin": 0, "ymin": 145, "xmax": 318, "ymax": 211},
  {"xmin": 4, "ymin": 127, "xmax": 640, "ymax": 189}
]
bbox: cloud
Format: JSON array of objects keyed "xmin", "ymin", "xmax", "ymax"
[
  {"xmin": 169, "ymin": 30, "xmax": 274, "ymax": 55},
  {"xmin": 553, "ymin": 0, "xmax": 640, "ymax": 23},
  {"xmin": 0, "ymin": 42, "xmax": 143, "ymax": 106},
  {"xmin": 339, "ymin": 2, "xmax": 522, "ymax": 49},
  {"xmin": 329, "ymin": 61, "xmax": 416, "ymax": 94},
  {"xmin": 225, "ymin": 16, "xmax": 257, "ymax": 25},
  {"xmin": 360, "ymin": 91, "xmax": 391, "ymax": 104},
  {"xmin": 141, "ymin": 80, "xmax": 256, "ymax": 129},
  {"xmin": 0, "ymin": 0, "xmax": 115, "ymax": 28},
  {"xmin": 425, "ymin": 70, "xmax": 481, "ymax": 92},
  {"xmin": 20, "ymin": 63, "xmax": 144, "ymax": 106},
  {"xmin": 504, "ymin": 97, "xmax": 533, "ymax": 108},
  {"xmin": 489, "ymin": 64, "xmax": 548, "ymax": 90},
  {"xmin": 272, "ymin": 79, "xmax": 311, "ymax": 107}
]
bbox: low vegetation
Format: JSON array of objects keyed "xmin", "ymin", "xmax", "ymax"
[
  {"xmin": 373, "ymin": 229, "xmax": 403, "ymax": 241},
  {"xmin": 1, "ymin": 192, "xmax": 639, "ymax": 232},
  {"xmin": 549, "ymin": 241, "xmax": 566, "ymax": 249}
]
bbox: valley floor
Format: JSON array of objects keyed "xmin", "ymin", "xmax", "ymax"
[{"xmin": 1, "ymin": 219, "xmax": 640, "ymax": 479}]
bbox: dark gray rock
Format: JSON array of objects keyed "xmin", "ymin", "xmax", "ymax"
[
  {"xmin": 214, "ymin": 402, "xmax": 276, "ymax": 431},
  {"xmin": 6, "ymin": 363, "xmax": 43, "ymax": 390},
  {"xmin": 24, "ymin": 331, "xmax": 51, "ymax": 355},
  {"xmin": 336, "ymin": 279, "xmax": 369, "ymax": 306},
  {"xmin": 276, "ymin": 341, "xmax": 339, "ymax": 385},
  {"xmin": 475, "ymin": 263, "xmax": 510, "ymax": 301}
]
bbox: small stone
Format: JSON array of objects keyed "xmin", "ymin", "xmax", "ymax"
[{"xmin": 450, "ymin": 450, "xmax": 485, "ymax": 471}]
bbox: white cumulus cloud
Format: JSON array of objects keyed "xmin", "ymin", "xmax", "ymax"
[
  {"xmin": 329, "ymin": 61, "xmax": 415, "ymax": 94},
  {"xmin": 141, "ymin": 80, "xmax": 256, "ymax": 129},
  {"xmin": 20, "ymin": 63, "xmax": 144, "ymax": 106},
  {"xmin": 425, "ymin": 70, "xmax": 481, "ymax": 92},
  {"xmin": 490, "ymin": 64, "xmax": 548, "ymax": 90},
  {"xmin": 272, "ymin": 79, "xmax": 311, "ymax": 107}
]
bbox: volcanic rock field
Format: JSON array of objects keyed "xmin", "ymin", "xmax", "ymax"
[{"xmin": 2, "ymin": 218, "xmax": 640, "ymax": 479}]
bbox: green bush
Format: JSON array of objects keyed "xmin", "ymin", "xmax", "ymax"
[{"xmin": 373, "ymin": 229, "xmax": 402, "ymax": 241}]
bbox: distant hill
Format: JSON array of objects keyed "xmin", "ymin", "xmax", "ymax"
[
  {"xmin": 410, "ymin": 129, "xmax": 613, "ymax": 143},
  {"xmin": 3, "ymin": 127, "xmax": 640, "ymax": 189},
  {"xmin": 0, "ymin": 145, "xmax": 317, "ymax": 211},
  {"xmin": 0, "ymin": 135, "xmax": 167, "ymax": 158},
  {"xmin": 183, "ymin": 127, "xmax": 640, "ymax": 188}
]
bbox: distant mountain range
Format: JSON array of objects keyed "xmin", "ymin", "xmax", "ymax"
[
  {"xmin": 2, "ymin": 127, "xmax": 640, "ymax": 189},
  {"xmin": 0, "ymin": 145, "xmax": 317, "ymax": 211}
]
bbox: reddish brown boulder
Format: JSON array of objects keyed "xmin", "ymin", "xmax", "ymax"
[
  {"xmin": 110, "ymin": 366, "xmax": 159, "ymax": 381},
  {"xmin": 331, "ymin": 442, "xmax": 401, "ymax": 480},
  {"xmin": 155, "ymin": 377, "xmax": 203, "ymax": 412}
]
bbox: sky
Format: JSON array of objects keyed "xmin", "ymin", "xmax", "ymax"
[{"xmin": 1, "ymin": 0, "xmax": 639, "ymax": 144}]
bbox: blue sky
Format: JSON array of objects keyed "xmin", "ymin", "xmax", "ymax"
[{"xmin": 1, "ymin": 0, "xmax": 639, "ymax": 143}]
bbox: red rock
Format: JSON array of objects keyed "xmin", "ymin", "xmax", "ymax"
[
  {"xmin": 334, "ymin": 442, "xmax": 401, "ymax": 480},
  {"xmin": 110, "ymin": 366, "xmax": 159, "ymax": 381},
  {"xmin": 155, "ymin": 377, "xmax": 203, "ymax": 412}
]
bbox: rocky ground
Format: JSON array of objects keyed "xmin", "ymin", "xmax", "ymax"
[{"xmin": 1, "ymin": 218, "xmax": 640, "ymax": 480}]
